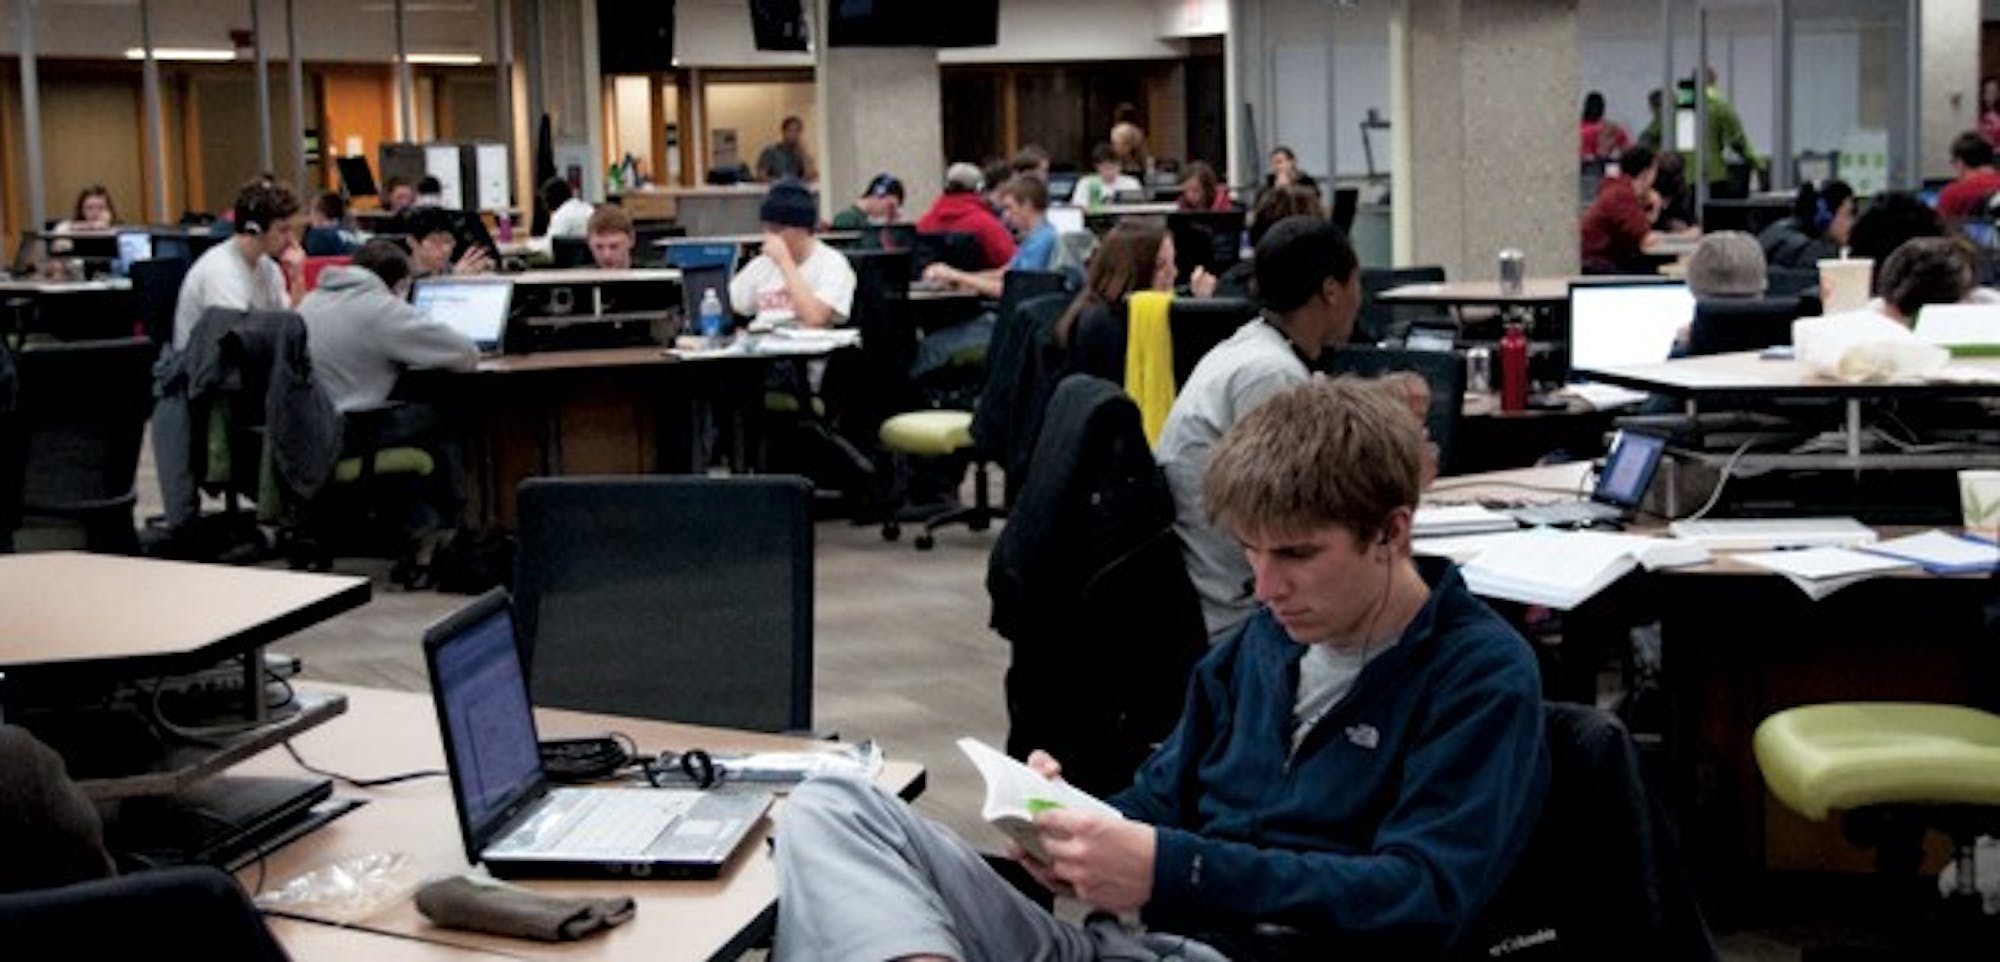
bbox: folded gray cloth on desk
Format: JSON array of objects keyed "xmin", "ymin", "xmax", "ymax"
[{"xmin": 414, "ymin": 874, "xmax": 635, "ymax": 941}]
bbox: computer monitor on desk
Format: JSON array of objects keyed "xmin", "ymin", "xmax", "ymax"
[
  {"xmin": 1567, "ymin": 281, "xmax": 1694, "ymax": 377},
  {"xmin": 413, "ymin": 277, "xmax": 512, "ymax": 353}
]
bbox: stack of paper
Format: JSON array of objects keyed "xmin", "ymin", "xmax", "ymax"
[
  {"xmin": 1560, "ymin": 383, "xmax": 1651, "ymax": 411},
  {"xmin": 1860, "ymin": 530, "xmax": 2000, "ymax": 575},
  {"xmin": 1736, "ymin": 547, "xmax": 1914, "ymax": 601},
  {"xmin": 1456, "ymin": 529, "xmax": 1710, "ymax": 610},
  {"xmin": 1413, "ymin": 504, "xmax": 1519, "ymax": 539}
]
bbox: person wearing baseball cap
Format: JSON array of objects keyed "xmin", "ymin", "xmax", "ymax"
[
  {"xmin": 830, "ymin": 173, "xmax": 905, "ymax": 231},
  {"xmin": 728, "ymin": 178, "xmax": 856, "ymax": 329}
]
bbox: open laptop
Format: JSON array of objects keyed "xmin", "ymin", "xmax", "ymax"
[
  {"xmin": 1512, "ymin": 430, "xmax": 1666, "ymax": 528},
  {"xmin": 1567, "ymin": 281, "xmax": 1694, "ymax": 378},
  {"xmin": 424, "ymin": 589, "xmax": 773, "ymax": 879},
  {"xmin": 412, "ymin": 277, "xmax": 513, "ymax": 354}
]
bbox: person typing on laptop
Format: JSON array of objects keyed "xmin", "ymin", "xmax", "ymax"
[
  {"xmin": 301, "ymin": 238, "xmax": 479, "ymax": 580},
  {"xmin": 772, "ymin": 377, "xmax": 1548, "ymax": 961}
]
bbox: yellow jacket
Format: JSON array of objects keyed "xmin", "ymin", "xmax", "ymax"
[{"xmin": 1124, "ymin": 291, "xmax": 1176, "ymax": 446}]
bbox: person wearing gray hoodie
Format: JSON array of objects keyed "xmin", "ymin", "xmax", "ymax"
[{"xmin": 300, "ymin": 238, "xmax": 479, "ymax": 581}]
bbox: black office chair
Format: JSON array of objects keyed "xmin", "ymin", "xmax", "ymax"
[
  {"xmin": 1167, "ymin": 210, "xmax": 1248, "ymax": 286},
  {"xmin": 0, "ymin": 866, "xmax": 287, "ymax": 961},
  {"xmin": 1330, "ymin": 186, "xmax": 1361, "ymax": 235},
  {"xmin": 550, "ymin": 236, "xmax": 593, "ymax": 269},
  {"xmin": 129, "ymin": 257, "xmax": 189, "ymax": 349},
  {"xmin": 1358, "ymin": 266, "xmax": 1449, "ymax": 345},
  {"xmin": 1315, "ymin": 345, "xmax": 1466, "ymax": 474},
  {"xmin": 1685, "ymin": 296, "xmax": 1804, "ymax": 357},
  {"xmin": 14, "ymin": 338, "xmax": 156, "ymax": 553},
  {"xmin": 1168, "ymin": 296, "xmax": 1260, "ymax": 387},
  {"xmin": 514, "ymin": 476, "xmax": 815, "ymax": 733},
  {"xmin": 1765, "ymin": 265, "xmax": 1821, "ymax": 298}
]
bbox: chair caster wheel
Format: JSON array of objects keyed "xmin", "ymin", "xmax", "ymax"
[
  {"xmin": 914, "ymin": 533, "xmax": 935, "ymax": 551},
  {"xmin": 882, "ymin": 522, "xmax": 901, "ymax": 542}
]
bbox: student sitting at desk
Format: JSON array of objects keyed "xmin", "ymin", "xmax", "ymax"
[
  {"xmin": 1160, "ymin": 216, "xmax": 1430, "ymax": 639},
  {"xmin": 303, "ymin": 191, "xmax": 363, "ymax": 256},
  {"xmin": 1259, "ymin": 145, "xmax": 1319, "ymax": 199},
  {"xmin": 774, "ymin": 376, "xmax": 1547, "ymax": 962},
  {"xmin": 1055, "ymin": 218, "xmax": 1184, "ymax": 382},
  {"xmin": 53, "ymin": 185, "xmax": 116, "ymax": 234},
  {"xmin": 916, "ymin": 163, "xmax": 1016, "ymax": 269},
  {"xmin": 171, "ymin": 178, "xmax": 306, "ymax": 351},
  {"xmin": 830, "ymin": 173, "xmax": 904, "ymax": 230},
  {"xmin": 300, "ymin": 239, "xmax": 478, "ymax": 582},
  {"xmin": 1012, "ymin": 144, "xmax": 1052, "ymax": 182},
  {"xmin": 1758, "ymin": 179, "xmax": 1854, "ymax": 270},
  {"xmin": 1579, "ymin": 145, "xmax": 1694, "ymax": 274},
  {"xmin": 584, "ymin": 205, "xmax": 636, "ymax": 270},
  {"xmin": 756, "ymin": 115, "xmax": 819, "ymax": 183},
  {"xmin": 540, "ymin": 177, "xmax": 595, "ymax": 240},
  {"xmin": 1868, "ymin": 236, "xmax": 1995, "ymax": 322},
  {"xmin": 1934, "ymin": 131, "xmax": 2000, "ymax": 221},
  {"xmin": 405, "ymin": 207, "xmax": 493, "ymax": 278},
  {"xmin": 1177, "ymin": 161, "xmax": 1233, "ymax": 212},
  {"xmin": 382, "ymin": 176, "xmax": 418, "ymax": 216},
  {"xmin": 1215, "ymin": 184, "xmax": 1325, "ymax": 302},
  {"xmin": 1071, "ymin": 142, "xmax": 1144, "ymax": 208},
  {"xmin": 922, "ymin": 176, "xmax": 1057, "ymax": 300},
  {"xmin": 729, "ymin": 179, "xmax": 855, "ymax": 329}
]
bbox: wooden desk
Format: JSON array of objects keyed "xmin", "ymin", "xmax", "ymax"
[
  {"xmin": 0, "ymin": 278, "xmax": 132, "ymax": 294},
  {"xmin": 1577, "ymin": 350, "xmax": 2000, "ymax": 401},
  {"xmin": 243, "ymin": 684, "xmax": 925, "ymax": 961},
  {"xmin": 0, "ymin": 553, "xmax": 368, "ymax": 675},
  {"xmin": 509, "ymin": 268, "xmax": 683, "ymax": 286},
  {"xmin": 268, "ymin": 917, "xmax": 520, "ymax": 960}
]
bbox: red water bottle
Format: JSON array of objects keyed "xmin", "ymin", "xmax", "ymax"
[{"xmin": 1499, "ymin": 322, "xmax": 1529, "ymax": 412}]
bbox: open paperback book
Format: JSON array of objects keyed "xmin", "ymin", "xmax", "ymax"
[{"xmin": 957, "ymin": 738, "xmax": 1123, "ymax": 862}]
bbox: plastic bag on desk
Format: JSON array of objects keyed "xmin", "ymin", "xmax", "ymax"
[
  {"xmin": 255, "ymin": 851, "xmax": 424, "ymax": 923},
  {"xmin": 1794, "ymin": 311, "xmax": 1949, "ymax": 383}
]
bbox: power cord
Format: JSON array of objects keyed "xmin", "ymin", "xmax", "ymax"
[
  {"xmin": 281, "ymin": 741, "xmax": 445, "ymax": 789},
  {"xmin": 1683, "ymin": 439, "xmax": 1760, "ymax": 522}
]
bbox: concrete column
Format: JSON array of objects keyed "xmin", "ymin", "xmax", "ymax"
[
  {"xmin": 815, "ymin": 46, "xmax": 944, "ymax": 221},
  {"xmin": 1396, "ymin": 0, "xmax": 1577, "ymax": 280},
  {"xmin": 1920, "ymin": 0, "xmax": 1979, "ymax": 180}
]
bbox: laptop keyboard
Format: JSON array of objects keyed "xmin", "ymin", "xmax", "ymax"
[{"xmin": 547, "ymin": 790, "xmax": 697, "ymax": 855}]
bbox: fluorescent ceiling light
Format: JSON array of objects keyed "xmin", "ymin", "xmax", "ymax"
[
  {"xmin": 402, "ymin": 52, "xmax": 483, "ymax": 65},
  {"xmin": 124, "ymin": 47, "xmax": 237, "ymax": 62}
]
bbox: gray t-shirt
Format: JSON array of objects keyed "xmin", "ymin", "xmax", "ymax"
[
  {"xmin": 171, "ymin": 241, "xmax": 286, "ymax": 351},
  {"xmin": 1291, "ymin": 641, "xmax": 1391, "ymax": 753},
  {"xmin": 1155, "ymin": 318, "xmax": 1312, "ymax": 637}
]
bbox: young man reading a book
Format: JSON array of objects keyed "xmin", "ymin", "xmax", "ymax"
[{"xmin": 772, "ymin": 379, "xmax": 1550, "ymax": 961}]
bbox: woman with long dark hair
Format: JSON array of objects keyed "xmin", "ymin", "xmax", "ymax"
[
  {"xmin": 1056, "ymin": 218, "xmax": 1178, "ymax": 382},
  {"xmin": 1579, "ymin": 91, "xmax": 1631, "ymax": 161}
]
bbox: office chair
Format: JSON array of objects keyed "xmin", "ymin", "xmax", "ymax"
[
  {"xmin": 1166, "ymin": 210, "xmax": 1247, "ymax": 286},
  {"xmin": 129, "ymin": 258, "xmax": 189, "ymax": 349},
  {"xmin": 877, "ymin": 270, "xmax": 1064, "ymax": 550},
  {"xmin": 1765, "ymin": 265, "xmax": 1821, "ymax": 298},
  {"xmin": 1167, "ymin": 296, "xmax": 1260, "ymax": 387},
  {"xmin": 1358, "ymin": 266, "xmax": 1449, "ymax": 345},
  {"xmin": 1315, "ymin": 345, "xmax": 1466, "ymax": 474},
  {"xmin": 1685, "ymin": 296, "xmax": 1804, "ymax": 357},
  {"xmin": 912, "ymin": 231, "xmax": 984, "ymax": 278},
  {"xmin": 1755, "ymin": 703, "xmax": 2000, "ymax": 957},
  {"xmin": 513, "ymin": 476, "xmax": 814, "ymax": 733},
  {"xmin": 13, "ymin": 338, "xmax": 155, "ymax": 553},
  {"xmin": 1330, "ymin": 186, "xmax": 1361, "ymax": 235}
]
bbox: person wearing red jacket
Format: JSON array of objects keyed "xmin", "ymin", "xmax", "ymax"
[{"xmin": 915, "ymin": 162, "xmax": 1016, "ymax": 269}]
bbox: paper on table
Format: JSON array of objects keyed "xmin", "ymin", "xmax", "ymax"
[
  {"xmin": 1561, "ymin": 383, "xmax": 1651, "ymax": 411},
  {"xmin": 1860, "ymin": 530, "xmax": 2000, "ymax": 575},
  {"xmin": 1736, "ymin": 547, "xmax": 1914, "ymax": 601}
]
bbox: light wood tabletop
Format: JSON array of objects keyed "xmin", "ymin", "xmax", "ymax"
[
  {"xmin": 241, "ymin": 684, "xmax": 925, "ymax": 961},
  {"xmin": 0, "ymin": 553, "xmax": 368, "ymax": 672},
  {"xmin": 1576, "ymin": 351, "xmax": 2000, "ymax": 398}
]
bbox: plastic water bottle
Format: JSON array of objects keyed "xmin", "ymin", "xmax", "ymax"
[
  {"xmin": 698, "ymin": 288, "xmax": 725, "ymax": 348},
  {"xmin": 495, "ymin": 212, "xmax": 513, "ymax": 244}
]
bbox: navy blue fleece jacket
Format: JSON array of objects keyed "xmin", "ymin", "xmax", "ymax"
[{"xmin": 1107, "ymin": 558, "xmax": 1549, "ymax": 956}]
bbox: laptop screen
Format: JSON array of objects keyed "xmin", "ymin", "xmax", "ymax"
[
  {"xmin": 1593, "ymin": 430, "xmax": 1666, "ymax": 508},
  {"xmin": 113, "ymin": 231, "xmax": 153, "ymax": 278},
  {"xmin": 1569, "ymin": 282, "xmax": 1694, "ymax": 374},
  {"xmin": 1046, "ymin": 206, "xmax": 1084, "ymax": 235},
  {"xmin": 413, "ymin": 278, "xmax": 512, "ymax": 350},
  {"xmin": 432, "ymin": 604, "xmax": 544, "ymax": 841}
]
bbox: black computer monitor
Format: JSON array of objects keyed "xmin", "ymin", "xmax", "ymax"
[{"xmin": 336, "ymin": 156, "xmax": 379, "ymax": 198}]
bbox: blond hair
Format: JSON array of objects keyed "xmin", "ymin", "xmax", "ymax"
[{"xmin": 1203, "ymin": 377, "xmax": 1425, "ymax": 546}]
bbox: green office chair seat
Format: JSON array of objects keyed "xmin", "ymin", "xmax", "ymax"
[
  {"xmin": 331, "ymin": 447, "xmax": 434, "ymax": 485},
  {"xmin": 879, "ymin": 410, "xmax": 973, "ymax": 458},
  {"xmin": 1754, "ymin": 703, "xmax": 2000, "ymax": 821},
  {"xmin": 763, "ymin": 390, "xmax": 826, "ymax": 417}
]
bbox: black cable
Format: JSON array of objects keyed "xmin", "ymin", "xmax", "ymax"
[
  {"xmin": 185, "ymin": 806, "xmax": 268, "ymax": 897},
  {"xmin": 281, "ymin": 741, "xmax": 444, "ymax": 789}
]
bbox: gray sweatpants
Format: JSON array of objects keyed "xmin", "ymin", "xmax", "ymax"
[{"xmin": 773, "ymin": 774, "xmax": 1230, "ymax": 962}]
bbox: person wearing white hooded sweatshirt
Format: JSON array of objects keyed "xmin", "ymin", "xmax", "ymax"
[{"xmin": 300, "ymin": 238, "xmax": 479, "ymax": 581}]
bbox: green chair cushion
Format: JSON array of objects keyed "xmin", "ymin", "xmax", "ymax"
[
  {"xmin": 879, "ymin": 410, "xmax": 974, "ymax": 457},
  {"xmin": 1753, "ymin": 703, "xmax": 2000, "ymax": 821},
  {"xmin": 764, "ymin": 391, "xmax": 826, "ymax": 416},
  {"xmin": 331, "ymin": 446, "xmax": 435, "ymax": 485}
]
